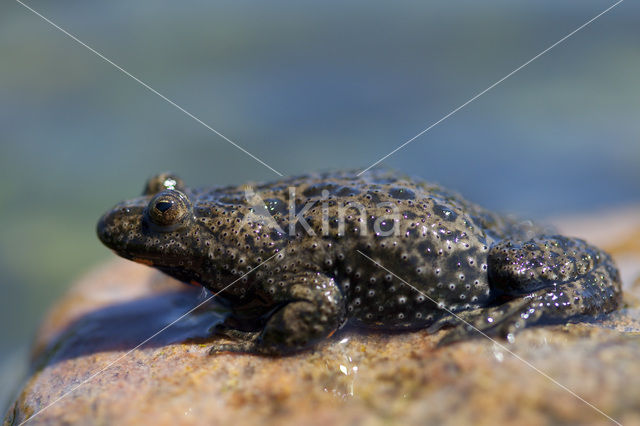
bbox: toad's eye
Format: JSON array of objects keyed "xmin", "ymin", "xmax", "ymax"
[
  {"xmin": 146, "ymin": 190, "xmax": 192, "ymax": 229},
  {"xmin": 143, "ymin": 172, "xmax": 185, "ymax": 196}
]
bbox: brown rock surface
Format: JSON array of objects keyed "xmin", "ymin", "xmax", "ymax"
[{"xmin": 5, "ymin": 207, "xmax": 640, "ymax": 426}]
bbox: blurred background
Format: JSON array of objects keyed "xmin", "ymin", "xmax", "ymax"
[{"xmin": 1, "ymin": 0, "xmax": 638, "ymax": 407}]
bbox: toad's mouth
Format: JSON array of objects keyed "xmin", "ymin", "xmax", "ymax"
[
  {"xmin": 131, "ymin": 256, "xmax": 154, "ymax": 266},
  {"xmin": 114, "ymin": 250, "xmax": 185, "ymax": 268},
  {"xmin": 111, "ymin": 250, "xmax": 204, "ymax": 288}
]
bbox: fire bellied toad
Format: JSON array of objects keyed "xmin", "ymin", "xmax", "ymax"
[{"xmin": 97, "ymin": 171, "xmax": 622, "ymax": 354}]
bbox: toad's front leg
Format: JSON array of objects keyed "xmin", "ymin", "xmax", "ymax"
[{"xmin": 209, "ymin": 271, "xmax": 346, "ymax": 355}]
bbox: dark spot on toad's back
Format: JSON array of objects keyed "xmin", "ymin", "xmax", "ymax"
[
  {"xmin": 433, "ymin": 204, "xmax": 458, "ymax": 222},
  {"xmin": 389, "ymin": 187, "xmax": 415, "ymax": 200}
]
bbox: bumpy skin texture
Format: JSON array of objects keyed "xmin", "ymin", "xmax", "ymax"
[{"xmin": 97, "ymin": 171, "xmax": 622, "ymax": 355}]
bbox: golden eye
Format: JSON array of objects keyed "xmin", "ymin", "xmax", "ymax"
[
  {"xmin": 143, "ymin": 172, "xmax": 185, "ymax": 196},
  {"xmin": 146, "ymin": 190, "xmax": 192, "ymax": 229}
]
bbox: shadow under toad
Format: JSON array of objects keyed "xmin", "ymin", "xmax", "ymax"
[{"xmin": 32, "ymin": 286, "xmax": 227, "ymax": 371}]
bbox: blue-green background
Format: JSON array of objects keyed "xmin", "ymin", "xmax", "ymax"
[{"xmin": 1, "ymin": 0, "xmax": 639, "ymax": 406}]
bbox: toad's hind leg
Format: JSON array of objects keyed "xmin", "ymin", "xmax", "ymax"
[
  {"xmin": 435, "ymin": 235, "xmax": 621, "ymax": 344},
  {"xmin": 209, "ymin": 272, "xmax": 346, "ymax": 355}
]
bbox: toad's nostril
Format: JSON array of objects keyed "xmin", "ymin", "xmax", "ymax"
[{"xmin": 156, "ymin": 201, "xmax": 174, "ymax": 212}]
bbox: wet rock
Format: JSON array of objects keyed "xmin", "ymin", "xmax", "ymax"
[{"xmin": 5, "ymin": 207, "xmax": 640, "ymax": 425}]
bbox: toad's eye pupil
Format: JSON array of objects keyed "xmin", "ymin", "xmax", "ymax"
[{"xmin": 155, "ymin": 200, "xmax": 174, "ymax": 213}]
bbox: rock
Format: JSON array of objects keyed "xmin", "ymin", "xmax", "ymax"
[{"xmin": 5, "ymin": 207, "xmax": 640, "ymax": 426}]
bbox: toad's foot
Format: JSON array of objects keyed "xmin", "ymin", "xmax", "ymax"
[
  {"xmin": 431, "ymin": 235, "xmax": 621, "ymax": 345},
  {"xmin": 209, "ymin": 272, "xmax": 346, "ymax": 355},
  {"xmin": 209, "ymin": 334, "xmax": 261, "ymax": 355}
]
